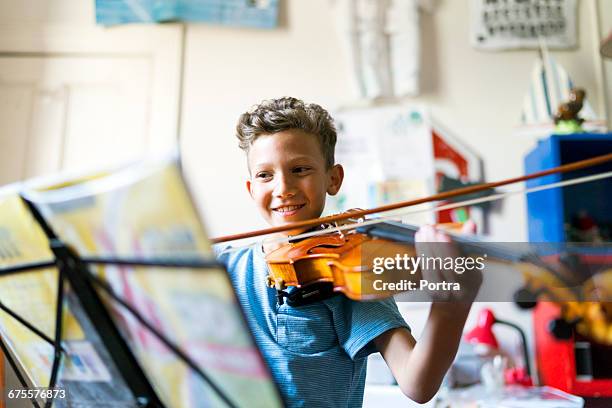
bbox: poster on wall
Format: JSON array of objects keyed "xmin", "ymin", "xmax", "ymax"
[
  {"xmin": 328, "ymin": 105, "xmax": 434, "ymax": 226},
  {"xmin": 95, "ymin": 0, "xmax": 279, "ymax": 28},
  {"xmin": 470, "ymin": 0, "xmax": 577, "ymax": 50},
  {"xmin": 329, "ymin": 106, "xmax": 483, "ymax": 227}
]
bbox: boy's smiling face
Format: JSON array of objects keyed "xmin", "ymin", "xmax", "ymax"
[{"xmin": 246, "ymin": 129, "xmax": 343, "ymax": 235}]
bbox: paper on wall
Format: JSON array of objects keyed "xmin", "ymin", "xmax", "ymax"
[{"xmin": 329, "ymin": 105, "xmax": 435, "ymax": 221}]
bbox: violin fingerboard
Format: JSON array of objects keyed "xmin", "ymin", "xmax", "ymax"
[
  {"xmin": 356, "ymin": 222, "xmax": 417, "ymax": 243},
  {"xmin": 357, "ymin": 221, "xmax": 523, "ymax": 262}
]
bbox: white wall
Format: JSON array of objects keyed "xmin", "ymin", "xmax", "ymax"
[{"xmin": 180, "ymin": 0, "xmax": 610, "ymax": 242}]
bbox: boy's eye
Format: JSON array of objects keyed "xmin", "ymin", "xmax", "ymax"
[
  {"xmin": 255, "ymin": 172, "xmax": 272, "ymax": 180},
  {"xmin": 293, "ymin": 166, "xmax": 311, "ymax": 174}
]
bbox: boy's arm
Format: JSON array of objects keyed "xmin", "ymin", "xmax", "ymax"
[
  {"xmin": 374, "ymin": 222, "xmax": 479, "ymax": 403},
  {"xmin": 373, "ymin": 302, "xmax": 471, "ymax": 404}
]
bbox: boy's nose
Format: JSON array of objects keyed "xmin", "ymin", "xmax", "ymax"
[{"xmin": 273, "ymin": 174, "xmax": 296, "ymax": 197}]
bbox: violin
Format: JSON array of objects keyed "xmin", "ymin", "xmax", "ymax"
[
  {"xmin": 263, "ymin": 220, "xmax": 418, "ymax": 306},
  {"xmin": 263, "ymin": 220, "xmax": 608, "ymax": 306},
  {"xmin": 212, "ymin": 153, "xmax": 612, "ymax": 344},
  {"xmin": 263, "ymin": 220, "xmax": 486, "ymax": 306}
]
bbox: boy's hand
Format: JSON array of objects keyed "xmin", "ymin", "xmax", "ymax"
[{"xmin": 414, "ymin": 220, "xmax": 482, "ymax": 303}]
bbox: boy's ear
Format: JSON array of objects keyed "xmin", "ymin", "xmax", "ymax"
[
  {"xmin": 246, "ymin": 179, "xmax": 254, "ymax": 199},
  {"xmin": 326, "ymin": 164, "xmax": 344, "ymax": 196}
]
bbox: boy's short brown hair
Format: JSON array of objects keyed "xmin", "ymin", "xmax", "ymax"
[{"xmin": 236, "ymin": 97, "xmax": 337, "ymax": 168}]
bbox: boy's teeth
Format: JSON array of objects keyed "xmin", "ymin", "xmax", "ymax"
[{"xmin": 276, "ymin": 205, "xmax": 302, "ymax": 212}]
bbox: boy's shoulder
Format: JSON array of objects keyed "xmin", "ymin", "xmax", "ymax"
[
  {"xmin": 215, "ymin": 244, "xmax": 267, "ymax": 284},
  {"xmin": 215, "ymin": 243, "xmax": 259, "ymax": 264}
]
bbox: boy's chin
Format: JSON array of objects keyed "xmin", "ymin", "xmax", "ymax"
[
  {"xmin": 271, "ymin": 218, "xmax": 305, "ymax": 229},
  {"xmin": 269, "ymin": 217, "xmax": 314, "ymax": 237}
]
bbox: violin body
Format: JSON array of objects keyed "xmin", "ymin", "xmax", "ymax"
[{"xmin": 265, "ymin": 230, "xmax": 416, "ymax": 305}]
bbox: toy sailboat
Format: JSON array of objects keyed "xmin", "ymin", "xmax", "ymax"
[{"xmin": 518, "ymin": 51, "xmax": 605, "ymax": 136}]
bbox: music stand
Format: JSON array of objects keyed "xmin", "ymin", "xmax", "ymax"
[{"xmin": 0, "ymin": 157, "xmax": 283, "ymax": 408}]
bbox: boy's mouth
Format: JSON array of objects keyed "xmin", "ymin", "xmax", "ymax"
[{"xmin": 272, "ymin": 204, "xmax": 305, "ymax": 216}]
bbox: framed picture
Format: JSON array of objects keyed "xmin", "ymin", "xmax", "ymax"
[{"xmin": 470, "ymin": 0, "xmax": 577, "ymax": 50}]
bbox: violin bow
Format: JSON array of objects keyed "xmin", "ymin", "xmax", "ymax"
[
  {"xmin": 211, "ymin": 152, "xmax": 612, "ymax": 244},
  {"xmin": 214, "ymin": 170, "xmax": 612, "ymax": 253}
]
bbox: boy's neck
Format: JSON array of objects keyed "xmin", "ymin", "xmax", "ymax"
[
  {"xmin": 261, "ymin": 227, "xmax": 312, "ymax": 254},
  {"xmin": 262, "ymin": 239, "xmax": 283, "ymax": 254}
]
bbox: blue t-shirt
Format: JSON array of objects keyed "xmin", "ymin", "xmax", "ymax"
[{"xmin": 217, "ymin": 244, "xmax": 409, "ymax": 408}]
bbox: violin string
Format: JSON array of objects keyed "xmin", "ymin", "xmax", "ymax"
[
  {"xmin": 275, "ymin": 170, "xmax": 612, "ymax": 246},
  {"xmin": 216, "ymin": 170, "xmax": 612, "ymax": 254}
]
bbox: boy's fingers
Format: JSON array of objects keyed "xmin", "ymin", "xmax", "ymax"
[
  {"xmin": 461, "ymin": 219, "xmax": 477, "ymax": 235},
  {"xmin": 415, "ymin": 224, "xmax": 436, "ymax": 242},
  {"xmin": 418, "ymin": 224, "xmax": 456, "ymax": 242},
  {"xmin": 435, "ymin": 231, "xmax": 452, "ymax": 243}
]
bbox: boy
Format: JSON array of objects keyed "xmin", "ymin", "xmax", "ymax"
[{"xmin": 218, "ymin": 97, "xmax": 476, "ymax": 407}]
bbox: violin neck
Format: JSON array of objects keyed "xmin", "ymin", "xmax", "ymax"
[{"xmin": 356, "ymin": 221, "xmax": 524, "ymax": 263}]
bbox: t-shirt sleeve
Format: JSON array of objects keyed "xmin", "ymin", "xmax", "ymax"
[
  {"xmin": 213, "ymin": 244, "xmax": 232, "ymax": 265},
  {"xmin": 325, "ymin": 296, "xmax": 410, "ymax": 360}
]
